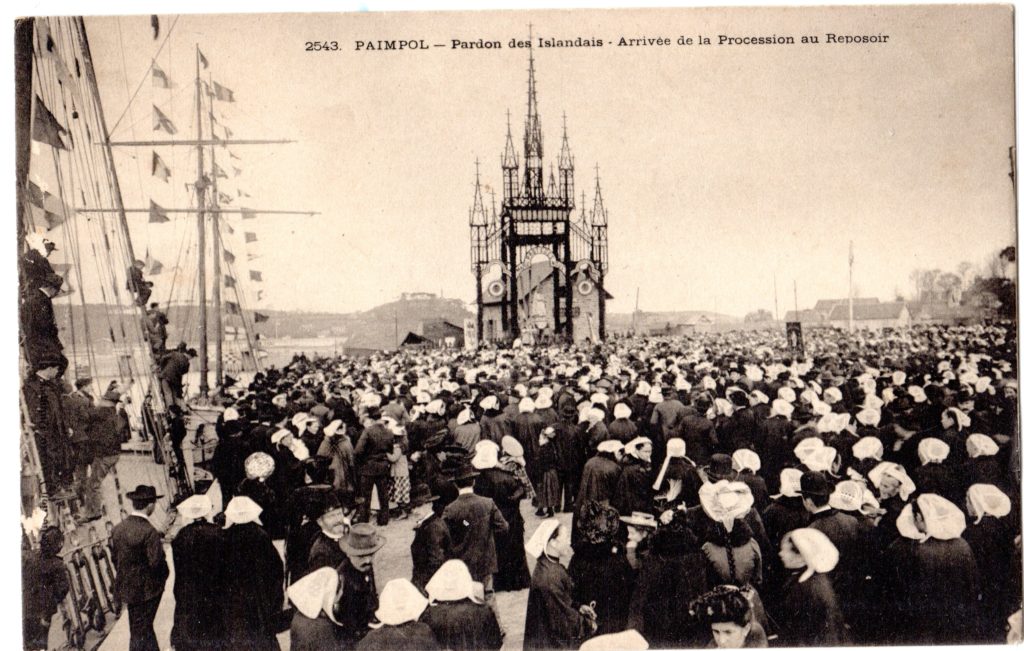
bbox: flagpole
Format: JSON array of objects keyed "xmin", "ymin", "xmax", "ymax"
[
  {"xmin": 195, "ymin": 44, "xmax": 209, "ymax": 396},
  {"xmin": 848, "ymin": 240, "xmax": 854, "ymax": 333},
  {"xmin": 209, "ymin": 81, "xmax": 223, "ymax": 388}
]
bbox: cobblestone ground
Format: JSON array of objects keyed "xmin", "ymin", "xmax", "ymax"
[{"xmin": 99, "ymin": 497, "xmax": 574, "ymax": 651}]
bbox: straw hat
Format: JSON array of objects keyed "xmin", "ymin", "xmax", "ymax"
[{"xmin": 338, "ymin": 523, "xmax": 386, "ymax": 556}]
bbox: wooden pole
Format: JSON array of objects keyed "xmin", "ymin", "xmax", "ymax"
[
  {"xmin": 195, "ymin": 45, "xmax": 209, "ymax": 396},
  {"xmin": 209, "ymin": 96, "xmax": 223, "ymax": 388}
]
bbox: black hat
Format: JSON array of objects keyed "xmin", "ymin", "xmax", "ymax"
[
  {"xmin": 705, "ymin": 454, "xmax": 736, "ymax": 482},
  {"xmin": 797, "ymin": 471, "xmax": 832, "ymax": 497},
  {"xmin": 444, "ymin": 459, "xmax": 479, "ymax": 482},
  {"xmin": 126, "ymin": 484, "xmax": 162, "ymax": 502}
]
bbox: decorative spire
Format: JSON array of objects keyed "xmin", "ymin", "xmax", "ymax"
[
  {"xmin": 501, "ymin": 109, "xmax": 518, "ymax": 170},
  {"xmin": 470, "ymin": 158, "xmax": 487, "ymax": 226},
  {"xmin": 488, "ymin": 188, "xmax": 499, "ymax": 230},
  {"xmin": 522, "ymin": 24, "xmax": 544, "ymax": 197},
  {"xmin": 591, "ymin": 164, "xmax": 607, "ymax": 226},
  {"xmin": 578, "ymin": 189, "xmax": 589, "ymax": 229},
  {"xmin": 547, "ymin": 163, "xmax": 558, "ymax": 197},
  {"xmin": 558, "ymin": 112, "xmax": 574, "ymax": 171}
]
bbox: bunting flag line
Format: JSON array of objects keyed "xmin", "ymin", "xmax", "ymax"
[
  {"xmin": 152, "ymin": 151, "xmax": 171, "ymax": 182},
  {"xmin": 213, "ymin": 163, "xmax": 228, "ymax": 179},
  {"xmin": 244, "ymin": 232, "xmax": 257, "ymax": 243},
  {"xmin": 247, "ymin": 253, "xmax": 260, "ymax": 262},
  {"xmin": 149, "ymin": 200, "xmax": 170, "ymax": 223},
  {"xmin": 233, "ymin": 166, "xmax": 242, "ymax": 177},
  {"xmin": 151, "ymin": 15, "xmax": 160, "ymax": 40},
  {"xmin": 27, "ymin": 181, "xmax": 70, "ymax": 223},
  {"xmin": 211, "ymin": 81, "xmax": 235, "ymax": 102},
  {"xmin": 223, "ymin": 249, "xmax": 235, "ymax": 263},
  {"xmin": 229, "ymin": 150, "xmax": 241, "ymax": 161},
  {"xmin": 249, "ymin": 270, "xmax": 263, "ymax": 282},
  {"xmin": 224, "ymin": 274, "xmax": 236, "ymax": 288},
  {"xmin": 153, "ymin": 105, "xmax": 177, "ymax": 135},
  {"xmin": 256, "ymin": 290, "xmax": 264, "ymax": 301},
  {"xmin": 254, "ymin": 312, "xmax": 270, "ymax": 323},
  {"xmin": 225, "ymin": 301, "xmax": 240, "ymax": 316},
  {"xmin": 240, "ymin": 208, "xmax": 256, "ymax": 219},
  {"xmin": 224, "ymin": 126, "xmax": 233, "ymax": 139},
  {"xmin": 225, "ymin": 222, "xmax": 235, "ymax": 235},
  {"xmin": 32, "ymin": 96, "xmax": 70, "ymax": 150},
  {"xmin": 198, "ymin": 48, "xmax": 209, "ymax": 69},
  {"xmin": 237, "ymin": 189, "xmax": 251, "ymax": 199},
  {"xmin": 152, "ymin": 63, "xmax": 172, "ymax": 89},
  {"xmin": 218, "ymin": 191, "xmax": 232, "ymax": 204}
]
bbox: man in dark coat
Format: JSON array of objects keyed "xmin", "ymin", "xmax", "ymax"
[
  {"xmin": 20, "ymin": 272, "xmax": 66, "ymax": 374},
  {"xmin": 573, "ymin": 440, "xmax": 623, "ymax": 544},
  {"xmin": 333, "ymin": 524, "xmax": 386, "ymax": 648},
  {"xmin": 170, "ymin": 494, "xmax": 225, "ymax": 651},
  {"xmin": 221, "ymin": 496, "xmax": 285, "ymax": 651},
  {"xmin": 306, "ymin": 492, "xmax": 351, "ymax": 574},
  {"xmin": 22, "ymin": 526, "xmax": 70, "ymax": 650},
  {"xmin": 353, "ymin": 409, "xmax": 394, "ymax": 525},
  {"xmin": 679, "ymin": 394, "xmax": 719, "ymax": 466},
  {"xmin": 159, "ymin": 344, "xmax": 195, "ymax": 406},
  {"xmin": 411, "ymin": 485, "xmax": 456, "ymax": 590},
  {"xmin": 22, "ymin": 358, "xmax": 76, "ymax": 491},
  {"xmin": 111, "ymin": 485, "xmax": 169, "ymax": 651},
  {"xmin": 442, "ymin": 464, "xmax": 509, "ymax": 622}
]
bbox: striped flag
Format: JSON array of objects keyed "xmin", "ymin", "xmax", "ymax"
[
  {"xmin": 249, "ymin": 270, "xmax": 263, "ymax": 282},
  {"xmin": 244, "ymin": 232, "xmax": 257, "ymax": 243},
  {"xmin": 223, "ymin": 274, "xmax": 236, "ymax": 288}
]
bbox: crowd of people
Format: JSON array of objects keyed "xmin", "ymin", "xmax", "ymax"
[
  {"xmin": 63, "ymin": 322, "xmax": 1024, "ymax": 649},
  {"xmin": 14, "ymin": 181, "xmax": 1023, "ymax": 650}
]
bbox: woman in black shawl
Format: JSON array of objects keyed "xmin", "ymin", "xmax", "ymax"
[
  {"xmin": 468, "ymin": 439, "xmax": 530, "ymax": 591},
  {"xmin": 568, "ymin": 500, "xmax": 634, "ymax": 635},
  {"xmin": 221, "ymin": 496, "xmax": 285, "ymax": 651},
  {"xmin": 627, "ymin": 510, "xmax": 708, "ymax": 648},
  {"xmin": 524, "ymin": 521, "xmax": 596, "ymax": 650},
  {"xmin": 962, "ymin": 483, "xmax": 1018, "ymax": 642}
]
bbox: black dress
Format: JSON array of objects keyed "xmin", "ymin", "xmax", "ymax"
[
  {"xmin": 221, "ymin": 522, "xmax": 285, "ymax": 651},
  {"xmin": 568, "ymin": 541, "xmax": 634, "ymax": 635},
  {"xmin": 474, "ymin": 467, "xmax": 530, "ymax": 591},
  {"xmin": 171, "ymin": 521, "xmax": 226, "ymax": 651}
]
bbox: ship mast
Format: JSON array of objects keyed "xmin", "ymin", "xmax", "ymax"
[
  {"xmin": 208, "ymin": 84, "xmax": 224, "ymax": 387},
  {"xmin": 194, "ymin": 45, "xmax": 210, "ymax": 395}
]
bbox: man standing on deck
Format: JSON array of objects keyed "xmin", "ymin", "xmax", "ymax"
[
  {"xmin": 110, "ymin": 484, "xmax": 169, "ymax": 651},
  {"xmin": 159, "ymin": 343, "xmax": 195, "ymax": 407}
]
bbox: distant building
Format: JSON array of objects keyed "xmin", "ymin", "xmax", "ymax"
[
  {"xmin": 828, "ymin": 301, "xmax": 911, "ymax": 330},
  {"xmin": 400, "ymin": 320, "xmax": 465, "ymax": 349},
  {"xmin": 783, "ymin": 309, "xmax": 831, "ymax": 326}
]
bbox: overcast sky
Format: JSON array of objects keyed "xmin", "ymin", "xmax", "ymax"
[{"xmin": 79, "ymin": 5, "xmax": 1015, "ymax": 317}]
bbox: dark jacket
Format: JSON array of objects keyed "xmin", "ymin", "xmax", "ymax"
[
  {"xmin": 614, "ymin": 457, "xmax": 653, "ymax": 516},
  {"xmin": 628, "ymin": 528, "xmax": 708, "ymax": 648},
  {"xmin": 679, "ymin": 414, "xmax": 718, "ymax": 465},
  {"xmin": 524, "ymin": 555, "xmax": 589, "ymax": 650},
  {"xmin": 356, "ymin": 622, "xmax": 442, "ymax": 651},
  {"xmin": 307, "ymin": 532, "xmax": 347, "ymax": 574},
  {"xmin": 221, "ymin": 522, "xmax": 284, "ymax": 651},
  {"xmin": 110, "ymin": 514, "xmax": 169, "ymax": 605},
  {"xmin": 171, "ymin": 520, "xmax": 226, "ymax": 651},
  {"xmin": 289, "ymin": 611, "xmax": 345, "ymax": 651},
  {"xmin": 411, "ymin": 513, "xmax": 451, "ymax": 590},
  {"xmin": 354, "ymin": 423, "xmax": 394, "ymax": 475},
  {"xmin": 421, "ymin": 600, "xmax": 503, "ymax": 651},
  {"xmin": 577, "ymin": 454, "xmax": 622, "ymax": 506},
  {"xmin": 776, "ymin": 571, "xmax": 847, "ymax": 647},
  {"xmin": 474, "ymin": 467, "xmax": 529, "ymax": 591},
  {"xmin": 442, "ymin": 492, "xmax": 509, "ymax": 580},
  {"xmin": 569, "ymin": 542, "xmax": 634, "ymax": 635}
]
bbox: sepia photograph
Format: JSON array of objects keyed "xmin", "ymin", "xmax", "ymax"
[{"xmin": 14, "ymin": 4, "xmax": 1021, "ymax": 650}]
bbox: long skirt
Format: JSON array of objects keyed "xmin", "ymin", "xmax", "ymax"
[
  {"xmin": 536, "ymin": 469, "xmax": 561, "ymax": 511},
  {"xmin": 389, "ymin": 475, "xmax": 410, "ymax": 508}
]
